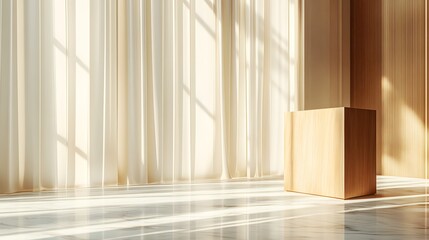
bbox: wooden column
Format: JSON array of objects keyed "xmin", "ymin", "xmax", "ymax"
[{"xmin": 350, "ymin": 0, "xmax": 427, "ymax": 178}]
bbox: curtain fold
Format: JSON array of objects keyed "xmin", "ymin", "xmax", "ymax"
[
  {"xmin": 124, "ymin": 0, "xmax": 292, "ymax": 183},
  {"xmin": 0, "ymin": 0, "xmax": 295, "ymax": 193},
  {"xmin": 0, "ymin": 0, "xmax": 19, "ymax": 193}
]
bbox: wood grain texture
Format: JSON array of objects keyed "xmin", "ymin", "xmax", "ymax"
[
  {"xmin": 284, "ymin": 108, "xmax": 345, "ymax": 198},
  {"xmin": 344, "ymin": 108, "xmax": 377, "ymax": 199},
  {"xmin": 303, "ymin": 0, "xmax": 350, "ymax": 110},
  {"xmin": 350, "ymin": 0, "xmax": 382, "ymax": 174},
  {"xmin": 381, "ymin": 0, "xmax": 426, "ymax": 178},
  {"xmin": 284, "ymin": 107, "xmax": 376, "ymax": 199},
  {"xmin": 351, "ymin": 0, "xmax": 426, "ymax": 178}
]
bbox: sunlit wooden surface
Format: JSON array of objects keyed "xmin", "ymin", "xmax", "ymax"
[
  {"xmin": 350, "ymin": 0, "xmax": 426, "ymax": 178},
  {"xmin": 285, "ymin": 107, "xmax": 376, "ymax": 199},
  {"xmin": 303, "ymin": 0, "xmax": 350, "ymax": 110}
]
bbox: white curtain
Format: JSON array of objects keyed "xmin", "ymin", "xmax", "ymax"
[
  {"xmin": 0, "ymin": 0, "xmax": 295, "ymax": 193},
  {"xmin": 123, "ymin": 0, "xmax": 294, "ymax": 184}
]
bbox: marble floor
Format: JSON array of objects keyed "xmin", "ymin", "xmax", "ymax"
[{"xmin": 0, "ymin": 176, "xmax": 428, "ymax": 240}]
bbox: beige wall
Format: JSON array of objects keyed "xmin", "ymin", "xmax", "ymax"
[
  {"xmin": 381, "ymin": 0, "xmax": 426, "ymax": 178},
  {"xmin": 302, "ymin": 0, "xmax": 350, "ymax": 110},
  {"xmin": 350, "ymin": 0, "xmax": 427, "ymax": 178},
  {"xmin": 302, "ymin": 0, "xmax": 428, "ymax": 178}
]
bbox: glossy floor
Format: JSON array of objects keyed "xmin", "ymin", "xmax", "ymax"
[{"xmin": 0, "ymin": 176, "xmax": 428, "ymax": 239}]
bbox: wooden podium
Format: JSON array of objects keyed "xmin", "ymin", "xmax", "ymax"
[{"xmin": 284, "ymin": 107, "xmax": 376, "ymax": 199}]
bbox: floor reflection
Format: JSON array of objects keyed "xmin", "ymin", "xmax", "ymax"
[{"xmin": 0, "ymin": 176, "xmax": 427, "ymax": 239}]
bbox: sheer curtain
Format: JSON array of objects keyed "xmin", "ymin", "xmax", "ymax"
[
  {"xmin": 0, "ymin": 0, "xmax": 118, "ymax": 193},
  {"xmin": 122, "ymin": 0, "xmax": 295, "ymax": 184},
  {"xmin": 0, "ymin": 0, "xmax": 295, "ymax": 193}
]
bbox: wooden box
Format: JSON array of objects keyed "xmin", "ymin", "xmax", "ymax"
[{"xmin": 284, "ymin": 107, "xmax": 376, "ymax": 199}]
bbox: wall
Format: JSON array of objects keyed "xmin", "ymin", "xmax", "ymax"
[
  {"xmin": 350, "ymin": 0, "xmax": 427, "ymax": 178},
  {"xmin": 302, "ymin": 0, "xmax": 350, "ymax": 110},
  {"xmin": 302, "ymin": 0, "xmax": 428, "ymax": 178},
  {"xmin": 350, "ymin": 0, "xmax": 383, "ymax": 174}
]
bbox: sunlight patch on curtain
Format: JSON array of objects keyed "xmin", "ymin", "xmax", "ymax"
[{"xmin": 0, "ymin": 0, "xmax": 296, "ymax": 193}]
